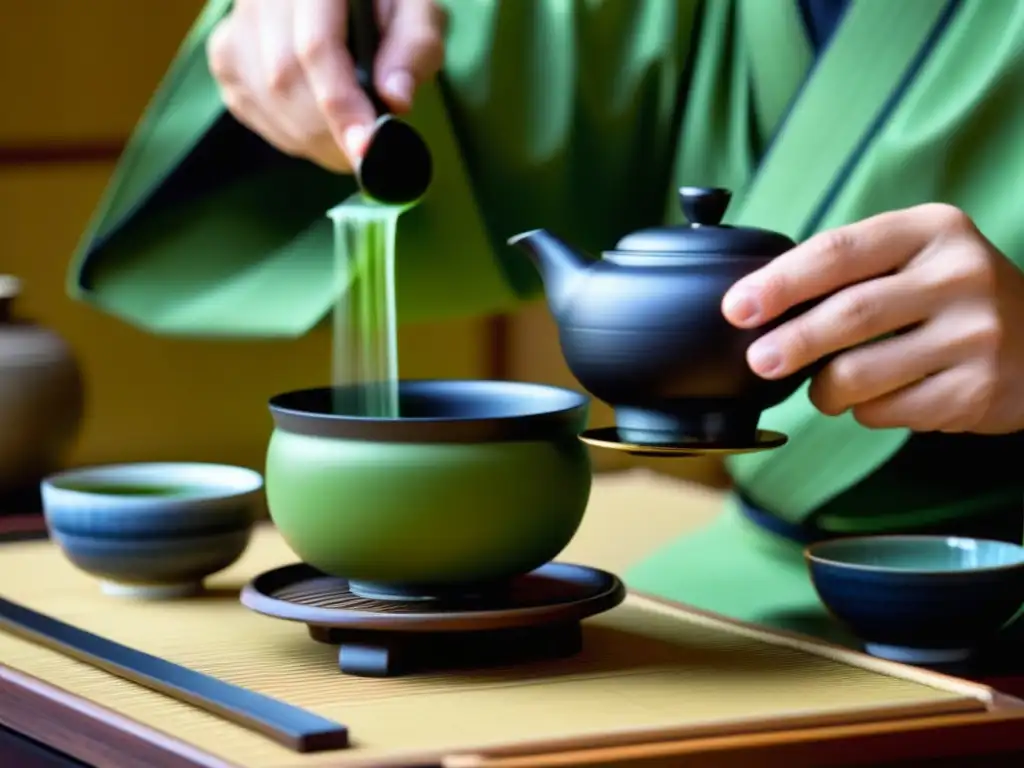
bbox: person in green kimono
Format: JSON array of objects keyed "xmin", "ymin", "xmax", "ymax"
[{"xmin": 70, "ymin": 0, "xmax": 1024, "ymax": 639}]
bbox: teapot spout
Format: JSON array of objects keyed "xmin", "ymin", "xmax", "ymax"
[{"xmin": 507, "ymin": 229, "xmax": 590, "ymax": 314}]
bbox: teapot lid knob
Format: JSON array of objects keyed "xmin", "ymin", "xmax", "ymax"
[
  {"xmin": 612, "ymin": 185, "xmax": 795, "ymax": 256},
  {"xmin": 678, "ymin": 187, "xmax": 732, "ymax": 227}
]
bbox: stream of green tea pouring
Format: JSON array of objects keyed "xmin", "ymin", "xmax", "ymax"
[
  {"xmin": 326, "ymin": 0, "xmax": 433, "ymax": 420},
  {"xmin": 348, "ymin": 0, "xmax": 433, "ymax": 205}
]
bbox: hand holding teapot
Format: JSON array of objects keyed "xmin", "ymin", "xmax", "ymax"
[{"xmin": 723, "ymin": 204, "xmax": 1024, "ymax": 435}]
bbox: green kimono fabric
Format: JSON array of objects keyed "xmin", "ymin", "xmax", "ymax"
[{"xmin": 71, "ymin": 1, "xmax": 1024, "ymax": 551}]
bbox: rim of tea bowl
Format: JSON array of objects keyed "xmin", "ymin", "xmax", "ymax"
[
  {"xmin": 265, "ymin": 379, "xmax": 592, "ymax": 600},
  {"xmin": 268, "ymin": 379, "xmax": 590, "ymax": 442},
  {"xmin": 805, "ymin": 534, "xmax": 1024, "ymax": 665},
  {"xmin": 42, "ymin": 462, "xmax": 264, "ymax": 600}
]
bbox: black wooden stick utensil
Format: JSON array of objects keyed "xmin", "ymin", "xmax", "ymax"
[
  {"xmin": 0, "ymin": 596, "xmax": 349, "ymax": 753},
  {"xmin": 349, "ymin": 0, "xmax": 433, "ymax": 204}
]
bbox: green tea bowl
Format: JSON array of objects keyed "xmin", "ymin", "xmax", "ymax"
[
  {"xmin": 265, "ymin": 380, "xmax": 592, "ymax": 600},
  {"xmin": 42, "ymin": 462, "xmax": 263, "ymax": 599},
  {"xmin": 806, "ymin": 535, "xmax": 1024, "ymax": 665}
]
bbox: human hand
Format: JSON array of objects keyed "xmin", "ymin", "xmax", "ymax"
[
  {"xmin": 721, "ymin": 205, "xmax": 1024, "ymax": 435},
  {"xmin": 206, "ymin": 0, "xmax": 445, "ymax": 173}
]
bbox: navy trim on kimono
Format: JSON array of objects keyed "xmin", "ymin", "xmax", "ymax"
[
  {"xmin": 800, "ymin": 0, "xmax": 963, "ymax": 237},
  {"xmin": 798, "ymin": 0, "xmax": 852, "ymax": 54},
  {"xmin": 756, "ymin": 0, "xmax": 962, "ymax": 235}
]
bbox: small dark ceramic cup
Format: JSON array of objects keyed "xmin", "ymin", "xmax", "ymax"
[
  {"xmin": 806, "ymin": 535, "xmax": 1024, "ymax": 665},
  {"xmin": 42, "ymin": 462, "xmax": 264, "ymax": 599},
  {"xmin": 265, "ymin": 379, "xmax": 591, "ymax": 601}
]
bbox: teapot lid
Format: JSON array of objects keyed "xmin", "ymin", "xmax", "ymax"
[{"xmin": 614, "ymin": 187, "xmax": 796, "ymax": 257}]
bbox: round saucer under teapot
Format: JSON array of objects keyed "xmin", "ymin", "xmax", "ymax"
[{"xmin": 509, "ymin": 186, "xmax": 821, "ymax": 454}]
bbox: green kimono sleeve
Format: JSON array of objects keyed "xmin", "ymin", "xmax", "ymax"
[{"xmin": 68, "ymin": 0, "xmax": 700, "ymax": 337}]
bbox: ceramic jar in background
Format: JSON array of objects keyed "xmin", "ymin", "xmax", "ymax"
[{"xmin": 0, "ymin": 276, "xmax": 84, "ymax": 497}]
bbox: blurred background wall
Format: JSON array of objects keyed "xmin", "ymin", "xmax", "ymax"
[{"xmin": 0, "ymin": 0, "xmax": 727, "ymax": 488}]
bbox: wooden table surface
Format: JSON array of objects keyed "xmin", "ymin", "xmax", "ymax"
[{"xmin": 2, "ymin": 508, "xmax": 1023, "ymax": 768}]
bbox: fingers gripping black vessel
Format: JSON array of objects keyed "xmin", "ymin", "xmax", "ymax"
[
  {"xmin": 508, "ymin": 187, "xmax": 819, "ymax": 449},
  {"xmin": 348, "ymin": 0, "xmax": 432, "ymax": 204}
]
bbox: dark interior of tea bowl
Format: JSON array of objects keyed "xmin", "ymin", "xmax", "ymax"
[{"xmin": 268, "ymin": 380, "xmax": 590, "ymax": 443}]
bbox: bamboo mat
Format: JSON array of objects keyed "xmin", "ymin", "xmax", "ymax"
[{"xmin": 0, "ymin": 527, "xmax": 996, "ymax": 768}]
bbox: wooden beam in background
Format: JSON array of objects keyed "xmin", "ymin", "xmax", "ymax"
[
  {"xmin": 0, "ymin": 139, "xmax": 126, "ymax": 168},
  {"xmin": 485, "ymin": 314, "xmax": 512, "ymax": 381}
]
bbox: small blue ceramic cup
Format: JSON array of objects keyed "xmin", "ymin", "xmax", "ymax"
[
  {"xmin": 42, "ymin": 462, "xmax": 264, "ymax": 599},
  {"xmin": 806, "ymin": 535, "xmax": 1024, "ymax": 665}
]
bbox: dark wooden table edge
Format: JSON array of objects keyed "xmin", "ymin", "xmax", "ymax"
[
  {"xmin": 451, "ymin": 705, "xmax": 1024, "ymax": 768},
  {"xmin": 0, "ymin": 724, "xmax": 89, "ymax": 768},
  {"xmin": 5, "ymin": 661, "xmax": 1024, "ymax": 768},
  {"xmin": 0, "ymin": 665, "xmax": 233, "ymax": 768}
]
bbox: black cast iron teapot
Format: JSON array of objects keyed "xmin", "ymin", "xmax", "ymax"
[{"xmin": 508, "ymin": 187, "xmax": 818, "ymax": 448}]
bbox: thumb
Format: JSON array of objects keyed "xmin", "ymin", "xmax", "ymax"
[{"xmin": 375, "ymin": 0, "xmax": 446, "ymax": 113}]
